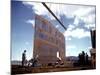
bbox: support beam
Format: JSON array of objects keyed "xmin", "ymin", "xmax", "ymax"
[{"xmin": 42, "ymin": 2, "xmax": 67, "ymax": 30}]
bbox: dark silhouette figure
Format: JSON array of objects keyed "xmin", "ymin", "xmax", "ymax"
[
  {"xmin": 85, "ymin": 53, "xmax": 89, "ymax": 65},
  {"xmin": 22, "ymin": 50, "xmax": 26, "ymax": 67},
  {"xmin": 81, "ymin": 51, "xmax": 85, "ymax": 65},
  {"xmin": 77, "ymin": 51, "xmax": 90, "ymax": 66},
  {"xmin": 78, "ymin": 53, "xmax": 82, "ymax": 65}
]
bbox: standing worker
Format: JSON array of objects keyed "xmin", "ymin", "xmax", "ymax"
[{"xmin": 22, "ymin": 50, "xmax": 26, "ymax": 67}]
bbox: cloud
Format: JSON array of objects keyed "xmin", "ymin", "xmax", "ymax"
[
  {"xmin": 23, "ymin": 1, "xmax": 95, "ymax": 39},
  {"xmin": 23, "ymin": 2, "xmax": 53, "ymax": 19},
  {"xmin": 67, "ymin": 24, "xmax": 75, "ymax": 31},
  {"xmin": 64, "ymin": 28, "xmax": 90, "ymax": 39},
  {"xmin": 81, "ymin": 14, "xmax": 95, "ymax": 24},
  {"xmin": 73, "ymin": 7, "xmax": 95, "ymax": 17},
  {"xmin": 73, "ymin": 7, "xmax": 95, "ymax": 25},
  {"xmin": 85, "ymin": 24, "xmax": 95, "ymax": 29},
  {"xmin": 23, "ymin": 1, "xmax": 95, "ymax": 23},
  {"xmin": 55, "ymin": 25, "xmax": 59, "ymax": 28},
  {"xmin": 63, "ymin": 7, "xmax": 94, "ymax": 39},
  {"xmin": 26, "ymin": 19, "xmax": 35, "ymax": 28},
  {"xmin": 73, "ymin": 16, "xmax": 80, "ymax": 25},
  {"xmin": 23, "ymin": 2, "xmax": 94, "ymax": 20}
]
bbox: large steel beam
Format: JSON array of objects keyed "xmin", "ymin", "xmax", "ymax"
[{"xmin": 42, "ymin": 2, "xmax": 67, "ymax": 30}]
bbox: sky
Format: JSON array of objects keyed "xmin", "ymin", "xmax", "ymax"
[{"xmin": 11, "ymin": 1, "xmax": 96, "ymax": 61}]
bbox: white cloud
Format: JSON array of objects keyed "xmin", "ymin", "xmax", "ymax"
[
  {"xmin": 73, "ymin": 17, "xmax": 79, "ymax": 25},
  {"xmin": 64, "ymin": 28, "xmax": 90, "ymax": 39},
  {"xmin": 81, "ymin": 14, "xmax": 95, "ymax": 24},
  {"xmin": 26, "ymin": 19, "xmax": 35, "ymax": 28},
  {"xmin": 23, "ymin": 1, "xmax": 95, "ymax": 22},
  {"xmin": 73, "ymin": 7, "xmax": 95, "ymax": 17},
  {"xmin": 23, "ymin": 2, "xmax": 48, "ymax": 15},
  {"xmin": 67, "ymin": 24, "xmax": 75, "ymax": 31},
  {"xmin": 23, "ymin": 1, "xmax": 95, "ymax": 20},
  {"xmin": 85, "ymin": 24, "xmax": 95, "ymax": 29},
  {"xmin": 23, "ymin": 2, "xmax": 54, "ymax": 19},
  {"xmin": 55, "ymin": 25, "xmax": 59, "ymax": 28},
  {"xmin": 23, "ymin": 2, "xmax": 95, "ymax": 34},
  {"xmin": 73, "ymin": 7, "xmax": 95, "ymax": 25}
]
